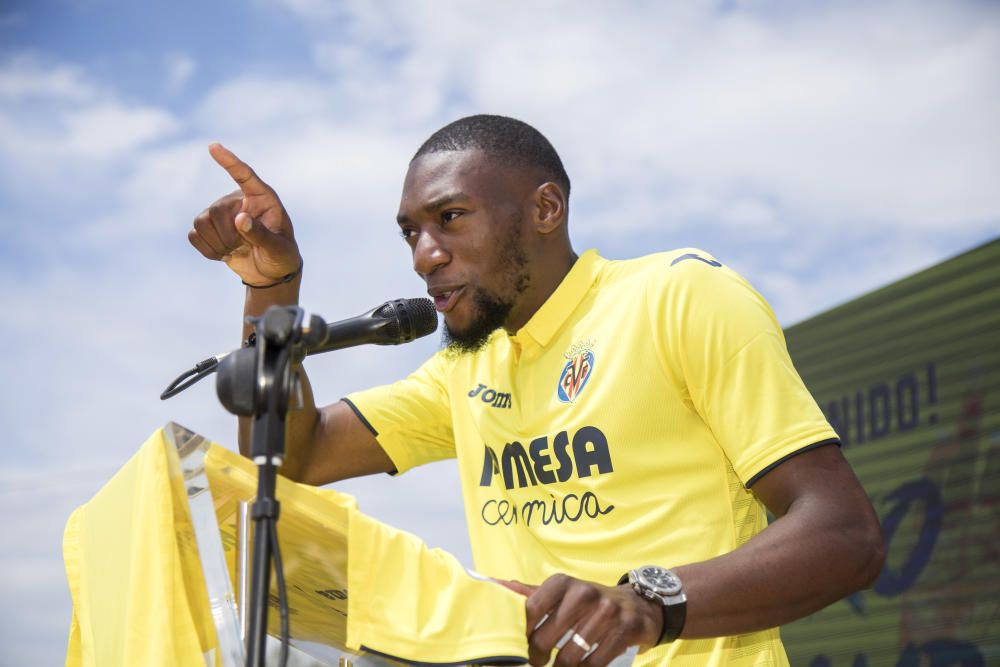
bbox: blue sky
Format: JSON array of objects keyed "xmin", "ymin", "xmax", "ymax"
[{"xmin": 1, "ymin": 1, "xmax": 998, "ymax": 663}]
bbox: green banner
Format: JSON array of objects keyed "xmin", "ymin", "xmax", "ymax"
[{"xmin": 780, "ymin": 239, "xmax": 1000, "ymax": 665}]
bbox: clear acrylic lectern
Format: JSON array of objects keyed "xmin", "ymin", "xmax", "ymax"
[{"xmin": 168, "ymin": 422, "xmax": 398, "ymax": 667}]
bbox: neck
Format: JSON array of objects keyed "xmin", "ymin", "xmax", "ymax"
[{"xmin": 503, "ymin": 247, "xmax": 578, "ymax": 333}]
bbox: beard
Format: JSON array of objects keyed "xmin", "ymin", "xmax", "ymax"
[
  {"xmin": 442, "ymin": 222, "xmax": 531, "ymax": 354},
  {"xmin": 441, "ymin": 286, "xmax": 515, "ymax": 354}
]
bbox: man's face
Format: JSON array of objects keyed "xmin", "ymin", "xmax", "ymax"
[{"xmin": 396, "ymin": 149, "xmax": 535, "ymax": 352}]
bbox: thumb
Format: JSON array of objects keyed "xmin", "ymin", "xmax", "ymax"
[
  {"xmin": 235, "ymin": 211, "xmax": 283, "ymax": 249},
  {"xmin": 233, "ymin": 212, "xmax": 299, "ymax": 277}
]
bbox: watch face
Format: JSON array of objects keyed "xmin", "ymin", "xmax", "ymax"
[{"xmin": 639, "ymin": 566, "xmax": 683, "ymax": 596}]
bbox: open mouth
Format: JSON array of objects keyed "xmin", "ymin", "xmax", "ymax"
[{"xmin": 432, "ymin": 286, "xmax": 465, "ymax": 313}]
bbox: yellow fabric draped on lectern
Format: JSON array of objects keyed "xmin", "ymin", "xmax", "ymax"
[
  {"xmin": 63, "ymin": 428, "xmax": 217, "ymax": 666},
  {"xmin": 64, "ymin": 427, "xmax": 529, "ymax": 666}
]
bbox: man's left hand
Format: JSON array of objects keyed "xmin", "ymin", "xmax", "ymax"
[{"xmin": 499, "ymin": 574, "xmax": 663, "ymax": 666}]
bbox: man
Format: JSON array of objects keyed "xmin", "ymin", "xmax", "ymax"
[{"xmin": 190, "ymin": 115, "xmax": 884, "ymax": 666}]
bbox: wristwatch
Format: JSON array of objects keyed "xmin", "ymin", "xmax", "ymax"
[{"xmin": 618, "ymin": 565, "xmax": 687, "ymax": 645}]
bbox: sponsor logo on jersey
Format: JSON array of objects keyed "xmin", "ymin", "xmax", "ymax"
[
  {"xmin": 480, "ymin": 492, "xmax": 614, "ymax": 528},
  {"xmin": 557, "ymin": 339, "xmax": 596, "ymax": 403},
  {"xmin": 478, "ymin": 426, "xmax": 614, "ymax": 490},
  {"xmin": 477, "ymin": 425, "xmax": 617, "ymax": 528},
  {"xmin": 468, "ymin": 383, "xmax": 512, "ymax": 409}
]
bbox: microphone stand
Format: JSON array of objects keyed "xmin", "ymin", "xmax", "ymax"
[
  {"xmin": 216, "ymin": 305, "xmax": 317, "ymax": 667},
  {"xmin": 245, "ymin": 330, "xmax": 288, "ymax": 667},
  {"xmin": 167, "ymin": 298, "xmax": 435, "ymax": 665}
]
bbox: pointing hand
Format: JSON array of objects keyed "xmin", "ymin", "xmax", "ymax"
[{"xmin": 189, "ymin": 144, "xmax": 301, "ymax": 286}]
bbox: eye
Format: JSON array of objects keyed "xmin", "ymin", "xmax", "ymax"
[
  {"xmin": 441, "ymin": 210, "xmax": 463, "ymax": 224},
  {"xmin": 399, "ymin": 227, "xmax": 417, "ymax": 242}
]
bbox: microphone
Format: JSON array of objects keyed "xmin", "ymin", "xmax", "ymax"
[
  {"xmin": 306, "ymin": 297, "xmax": 438, "ymax": 355},
  {"xmin": 160, "ymin": 297, "xmax": 438, "ymax": 400}
]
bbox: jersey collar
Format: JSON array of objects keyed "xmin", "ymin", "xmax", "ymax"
[{"xmin": 513, "ymin": 249, "xmax": 604, "ymax": 348}]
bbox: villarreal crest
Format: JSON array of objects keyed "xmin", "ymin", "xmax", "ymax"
[{"xmin": 557, "ymin": 340, "xmax": 596, "ymax": 403}]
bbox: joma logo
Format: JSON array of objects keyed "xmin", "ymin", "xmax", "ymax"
[{"xmin": 468, "ymin": 383, "xmax": 512, "ymax": 409}]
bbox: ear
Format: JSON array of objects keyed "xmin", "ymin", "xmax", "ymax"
[{"xmin": 532, "ymin": 182, "xmax": 567, "ymax": 235}]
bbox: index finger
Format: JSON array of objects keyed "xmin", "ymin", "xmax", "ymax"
[
  {"xmin": 208, "ymin": 143, "xmax": 271, "ymax": 196},
  {"xmin": 525, "ymin": 574, "xmax": 573, "ymax": 631},
  {"xmin": 495, "ymin": 579, "xmax": 537, "ymax": 597}
]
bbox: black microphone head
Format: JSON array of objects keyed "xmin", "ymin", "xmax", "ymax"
[{"xmin": 374, "ymin": 297, "xmax": 438, "ymax": 344}]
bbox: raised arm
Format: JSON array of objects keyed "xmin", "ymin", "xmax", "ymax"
[{"xmin": 188, "ymin": 144, "xmax": 394, "ymax": 484}]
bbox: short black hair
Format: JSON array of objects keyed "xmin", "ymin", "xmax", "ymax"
[{"xmin": 413, "ymin": 114, "xmax": 571, "ymax": 199}]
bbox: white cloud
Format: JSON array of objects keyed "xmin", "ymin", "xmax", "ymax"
[
  {"xmin": 164, "ymin": 53, "xmax": 196, "ymax": 94},
  {"xmin": 0, "ymin": 57, "xmax": 179, "ymax": 223},
  {"xmin": 194, "ymin": 76, "xmax": 355, "ymax": 138},
  {"xmin": 61, "ymin": 102, "xmax": 176, "ymax": 158},
  {"xmin": 280, "ymin": 0, "xmax": 1000, "ymax": 238},
  {"xmin": 0, "ymin": 55, "xmax": 95, "ymax": 101}
]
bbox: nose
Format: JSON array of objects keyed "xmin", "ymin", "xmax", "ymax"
[{"xmin": 412, "ymin": 229, "xmax": 450, "ymax": 277}]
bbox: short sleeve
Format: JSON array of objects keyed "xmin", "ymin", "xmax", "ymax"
[
  {"xmin": 648, "ymin": 250, "xmax": 839, "ymax": 486},
  {"xmin": 344, "ymin": 351, "xmax": 456, "ymax": 475}
]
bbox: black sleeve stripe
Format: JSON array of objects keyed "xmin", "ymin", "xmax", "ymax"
[
  {"xmin": 341, "ymin": 397, "xmax": 378, "ymax": 437},
  {"xmin": 340, "ymin": 398, "xmax": 400, "ymax": 476},
  {"xmin": 745, "ymin": 438, "xmax": 841, "ymax": 488}
]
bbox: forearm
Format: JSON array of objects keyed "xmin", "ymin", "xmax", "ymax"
[
  {"xmin": 237, "ymin": 273, "xmax": 321, "ymax": 481},
  {"xmin": 674, "ymin": 490, "xmax": 883, "ymax": 638},
  {"xmin": 235, "ymin": 272, "xmax": 394, "ymax": 484}
]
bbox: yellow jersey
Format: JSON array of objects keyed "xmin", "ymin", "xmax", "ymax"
[{"xmin": 346, "ymin": 249, "xmax": 839, "ymax": 665}]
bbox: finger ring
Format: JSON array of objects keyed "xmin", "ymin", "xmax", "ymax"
[{"xmin": 571, "ymin": 632, "xmax": 592, "ymax": 652}]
